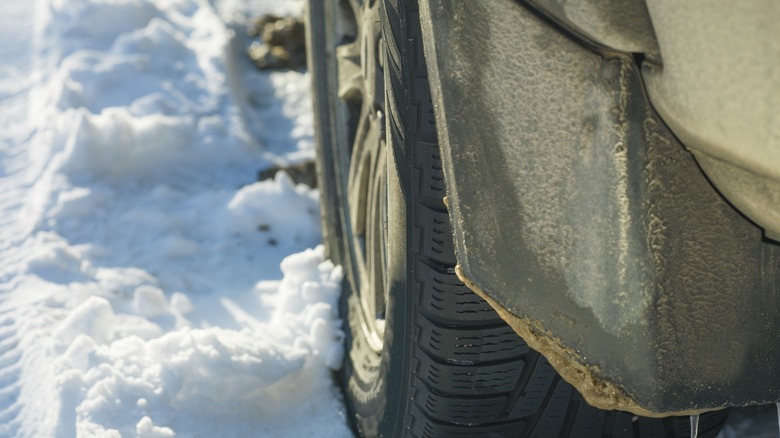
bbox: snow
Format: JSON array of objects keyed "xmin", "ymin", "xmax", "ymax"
[
  {"xmin": 0, "ymin": 0, "xmax": 776, "ymax": 436},
  {"xmin": 0, "ymin": 0, "xmax": 350, "ymax": 436},
  {"xmin": 52, "ymin": 248, "xmax": 345, "ymax": 438}
]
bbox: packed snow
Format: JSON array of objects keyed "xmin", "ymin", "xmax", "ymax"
[{"xmin": 0, "ymin": 0, "xmax": 776, "ymax": 436}]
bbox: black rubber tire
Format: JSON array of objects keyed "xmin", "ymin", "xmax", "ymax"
[{"xmin": 310, "ymin": 0, "xmax": 731, "ymax": 436}]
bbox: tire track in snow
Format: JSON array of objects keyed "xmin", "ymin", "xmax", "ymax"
[
  {"xmin": 0, "ymin": 314, "xmax": 23, "ymax": 437},
  {"xmin": 0, "ymin": 1, "xmax": 36, "ymax": 433},
  {"xmin": 0, "ymin": 1, "xmax": 71, "ymax": 434}
]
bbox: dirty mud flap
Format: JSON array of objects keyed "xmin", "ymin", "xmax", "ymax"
[{"xmin": 419, "ymin": 0, "xmax": 780, "ymax": 415}]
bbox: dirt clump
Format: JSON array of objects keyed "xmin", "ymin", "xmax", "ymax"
[{"xmin": 247, "ymin": 15, "xmax": 306, "ymax": 70}]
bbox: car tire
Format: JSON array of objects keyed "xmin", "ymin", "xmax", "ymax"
[{"xmin": 307, "ymin": 0, "xmax": 731, "ymax": 436}]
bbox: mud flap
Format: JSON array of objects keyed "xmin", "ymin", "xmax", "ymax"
[{"xmin": 419, "ymin": 0, "xmax": 780, "ymax": 415}]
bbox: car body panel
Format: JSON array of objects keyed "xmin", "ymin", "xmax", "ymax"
[
  {"xmin": 641, "ymin": 0, "xmax": 780, "ymax": 240},
  {"xmin": 419, "ymin": 0, "xmax": 780, "ymax": 415}
]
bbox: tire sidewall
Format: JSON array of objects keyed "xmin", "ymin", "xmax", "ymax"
[{"xmin": 308, "ymin": 0, "xmax": 414, "ymax": 436}]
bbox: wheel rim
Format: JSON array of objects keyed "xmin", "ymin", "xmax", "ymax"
[{"xmin": 330, "ymin": 0, "xmax": 387, "ymax": 352}]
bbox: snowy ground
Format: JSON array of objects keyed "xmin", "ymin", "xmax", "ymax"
[
  {"xmin": 0, "ymin": 0, "xmax": 351, "ymax": 436},
  {"xmin": 0, "ymin": 0, "xmax": 776, "ymax": 437}
]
